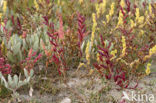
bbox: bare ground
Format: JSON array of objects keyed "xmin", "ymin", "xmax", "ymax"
[{"xmin": 1, "ymin": 63, "xmax": 156, "ymax": 103}]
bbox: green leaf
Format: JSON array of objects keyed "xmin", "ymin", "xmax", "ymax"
[
  {"xmin": 1, "ymin": 26, "xmax": 3, "ymax": 33},
  {"xmin": 109, "ymin": 44, "xmax": 114, "ymax": 51},
  {"xmin": 7, "ymin": 51, "xmax": 15, "ymax": 63},
  {"xmin": 17, "ymin": 81, "xmax": 24, "ymax": 88},
  {"xmin": 0, "ymin": 72, "xmax": 2, "ymax": 78},
  {"xmin": 33, "ymin": 41, "xmax": 39, "ymax": 51},
  {"xmin": 18, "ymin": 51, "xmax": 23, "ymax": 61},
  {"xmin": 28, "ymin": 0, "xmax": 34, "ymax": 8},
  {"xmin": 8, "ymin": 75, "xmax": 13, "ymax": 87},
  {"xmin": 30, "ymin": 69, "xmax": 34, "ymax": 77},
  {"xmin": 22, "ymin": 39, "xmax": 26, "ymax": 51},
  {"xmin": 13, "ymin": 75, "xmax": 19, "ymax": 88},
  {"xmin": 5, "ymin": 20, "xmax": 11, "ymax": 29},
  {"xmin": 13, "ymin": 42, "xmax": 21, "ymax": 55},
  {"xmin": 105, "ymin": 40, "xmax": 109, "ymax": 47},
  {"xmin": 81, "ymin": 41, "xmax": 85, "ymax": 52},
  {"xmin": 24, "ymin": 69, "xmax": 29, "ymax": 78},
  {"xmin": 26, "ymin": 77, "xmax": 31, "ymax": 83},
  {"xmin": 0, "ymin": 74, "xmax": 8, "ymax": 89}
]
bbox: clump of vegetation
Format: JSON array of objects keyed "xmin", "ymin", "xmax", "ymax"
[{"xmin": 0, "ymin": 0, "xmax": 156, "ymax": 102}]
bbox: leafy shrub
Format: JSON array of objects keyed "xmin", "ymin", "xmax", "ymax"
[
  {"xmin": 0, "ymin": 0, "xmax": 155, "ymax": 92},
  {"xmin": 91, "ymin": 0, "xmax": 156, "ymax": 88}
]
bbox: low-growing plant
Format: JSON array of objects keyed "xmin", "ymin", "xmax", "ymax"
[
  {"xmin": 92, "ymin": 0, "xmax": 156, "ymax": 89},
  {"xmin": 0, "ymin": 1, "xmax": 155, "ymax": 102},
  {"xmin": 0, "ymin": 19, "xmax": 43, "ymax": 72},
  {"xmin": 0, "ymin": 44, "xmax": 11, "ymax": 75},
  {"xmin": 0, "ymin": 57, "xmax": 11, "ymax": 75},
  {"xmin": 43, "ymin": 16, "xmax": 67, "ymax": 77},
  {"xmin": 77, "ymin": 12, "xmax": 88, "ymax": 56},
  {"xmin": 0, "ymin": 68, "xmax": 34, "ymax": 100},
  {"xmin": 21, "ymin": 48, "xmax": 42, "ymax": 72}
]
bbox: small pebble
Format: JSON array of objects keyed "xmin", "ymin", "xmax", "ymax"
[{"xmin": 60, "ymin": 97, "xmax": 71, "ymax": 103}]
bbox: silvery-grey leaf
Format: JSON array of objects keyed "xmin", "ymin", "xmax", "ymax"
[
  {"xmin": 29, "ymin": 87, "xmax": 33, "ymax": 97},
  {"xmin": 24, "ymin": 68, "xmax": 29, "ymax": 78},
  {"xmin": 109, "ymin": 44, "xmax": 114, "ymax": 51},
  {"xmin": 105, "ymin": 40, "xmax": 109, "ymax": 47},
  {"xmin": 81, "ymin": 41, "xmax": 85, "ymax": 52},
  {"xmin": 8, "ymin": 75, "xmax": 13, "ymax": 86},
  {"xmin": 26, "ymin": 77, "xmax": 31, "ymax": 83},
  {"xmin": 13, "ymin": 75, "xmax": 19, "ymax": 88},
  {"xmin": 17, "ymin": 81, "xmax": 24, "ymax": 89},
  {"xmin": 0, "ymin": 72, "xmax": 2, "ymax": 78},
  {"xmin": 30, "ymin": 69, "xmax": 34, "ymax": 77},
  {"xmin": 1, "ymin": 76, "xmax": 8, "ymax": 88},
  {"xmin": 13, "ymin": 42, "xmax": 21, "ymax": 55}
]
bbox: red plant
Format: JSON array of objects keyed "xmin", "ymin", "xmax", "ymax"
[
  {"xmin": 47, "ymin": 32, "xmax": 67, "ymax": 75},
  {"xmin": 120, "ymin": 99, "xmax": 126, "ymax": 103},
  {"xmin": 0, "ymin": 58, "xmax": 11, "ymax": 74},
  {"xmin": 77, "ymin": 12, "xmax": 86, "ymax": 46},
  {"xmin": 77, "ymin": 13, "xmax": 87, "ymax": 56},
  {"xmin": 43, "ymin": 16, "xmax": 67, "ymax": 75},
  {"xmin": 57, "ymin": 13, "xmax": 64, "ymax": 40},
  {"xmin": 125, "ymin": 0, "xmax": 131, "ymax": 13},
  {"xmin": 93, "ymin": 35, "xmax": 138, "ymax": 89},
  {"xmin": 21, "ymin": 48, "xmax": 42, "ymax": 72},
  {"xmin": 0, "ymin": 47, "xmax": 11, "ymax": 74},
  {"xmin": 11, "ymin": 16, "xmax": 22, "ymax": 35}
]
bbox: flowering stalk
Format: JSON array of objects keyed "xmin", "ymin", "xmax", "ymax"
[
  {"xmin": 100, "ymin": 0, "xmax": 106, "ymax": 14},
  {"xmin": 145, "ymin": 63, "xmax": 151, "ymax": 75},
  {"xmin": 148, "ymin": 4, "xmax": 154, "ymax": 18},
  {"xmin": 95, "ymin": 4, "xmax": 100, "ymax": 18},
  {"xmin": 106, "ymin": 2, "xmax": 115, "ymax": 23},
  {"xmin": 34, "ymin": 0, "xmax": 39, "ymax": 11},
  {"xmin": 130, "ymin": 19, "xmax": 135, "ymax": 28},
  {"xmin": 135, "ymin": 8, "xmax": 144, "ymax": 24},
  {"xmin": 77, "ymin": 13, "xmax": 86, "ymax": 45},
  {"xmin": 79, "ymin": 0, "xmax": 83, "ymax": 4},
  {"xmin": 57, "ymin": 13, "xmax": 64, "ymax": 40},
  {"xmin": 77, "ymin": 40, "xmax": 91, "ymax": 72},
  {"xmin": 116, "ymin": 10, "xmax": 124, "ymax": 28},
  {"xmin": 95, "ymin": 0, "xmax": 106, "ymax": 18},
  {"xmin": 85, "ymin": 41, "xmax": 90, "ymax": 65},
  {"xmin": 125, "ymin": 0, "xmax": 131, "ymax": 12},
  {"xmin": 143, "ymin": 45, "xmax": 156, "ymax": 61},
  {"xmin": 110, "ymin": 49, "xmax": 117, "ymax": 60},
  {"xmin": 79, "ymin": 13, "xmax": 97, "ymax": 72},
  {"xmin": 91, "ymin": 13, "xmax": 97, "ymax": 47},
  {"xmin": 44, "ymin": 17, "xmax": 67, "ymax": 76},
  {"xmin": 121, "ymin": 36, "xmax": 126, "ymax": 58},
  {"xmin": 3, "ymin": 1, "xmax": 7, "ymax": 13},
  {"xmin": 120, "ymin": 0, "xmax": 125, "ymax": 8},
  {"xmin": 77, "ymin": 13, "xmax": 86, "ymax": 56}
]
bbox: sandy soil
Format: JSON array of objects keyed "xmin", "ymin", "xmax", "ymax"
[{"xmin": 1, "ymin": 63, "xmax": 156, "ymax": 103}]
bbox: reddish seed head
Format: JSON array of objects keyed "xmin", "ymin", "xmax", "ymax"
[
  {"xmin": 105, "ymin": 74, "xmax": 112, "ymax": 80},
  {"xmin": 77, "ymin": 12, "xmax": 86, "ymax": 45},
  {"xmin": 0, "ymin": 57, "xmax": 11, "ymax": 74},
  {"xmin": 22, "ymin": 31, "xmax": 27, "ymax": 38}
]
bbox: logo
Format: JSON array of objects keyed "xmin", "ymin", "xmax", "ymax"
[{"xmin": 122, "ymin": 91, "xmax": 155, "ymax": 102}]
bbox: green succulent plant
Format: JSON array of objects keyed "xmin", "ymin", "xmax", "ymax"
[
  {"xmin": 5, "ymin": 34, "xmax": 23, "ymax": 63},
  {"xmin": 25, "ymin": 33, "xmax": 40, "ymax": 51},
  {"xmin": 4, "ymin": 33, "xmax": 42, "ymax": 64},
  {"xmin": 0, "ymin": 68, "xmax": 34, "ymax": 98}
]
